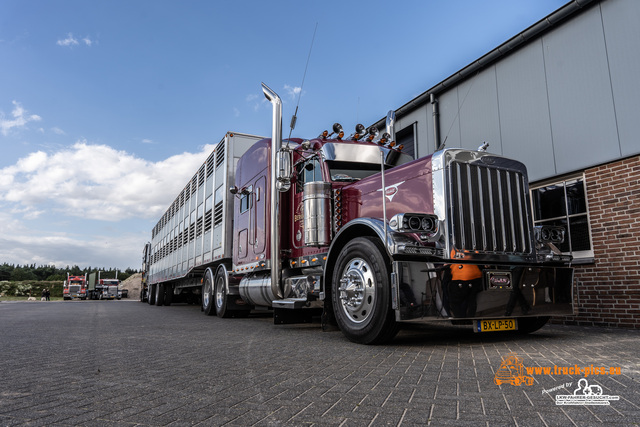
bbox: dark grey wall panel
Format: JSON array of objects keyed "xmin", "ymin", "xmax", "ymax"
[
  {"xmin": 601, "ymin": 0, "xmax": 640, "ymax": 157},
  {"xmin": 397, "ymin": 0, "xmax": 638, "ymax": 183},
  {"xmin": 496, "ymin": 40, "xmax": 557, "ymax": 181},
  {"xmin": 457, "ymin": 67, "xmax": 503, "ymax": 154},
  {"xmin": 542, "ymin": 5, "xmax": 620, "ymax": 173},
  {"xmin": 438, "ymin": 89, "xmax": 462, "ymax": 149}
]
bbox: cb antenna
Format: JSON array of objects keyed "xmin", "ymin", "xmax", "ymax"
[{"xmin": 287, "ymin": 22, "xmax": 318, "ymax": 144}]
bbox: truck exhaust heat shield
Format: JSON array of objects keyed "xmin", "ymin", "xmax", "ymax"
[{"xmin": 303, "ymin": 181, "xmax": 332, "ymax": 246}]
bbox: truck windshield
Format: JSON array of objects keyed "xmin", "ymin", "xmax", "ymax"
[{"xmin": 326, "ymin": 161, "xmax": 386, "ymax": 182}]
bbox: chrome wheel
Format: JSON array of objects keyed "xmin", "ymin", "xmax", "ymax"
[
  {"xmin": 338, "ymin": 257, "xmax": 376, "ymax": 324},
  {"xmin": 202, "ymin": 268, "xmax": 215, "ymax": 316},
  {"xmin": 215, "ymin": 274, "xmax": 225, "ymax": 312},
  {"xmin": 203, "ymin": 282, "xmax": 211, "ymax": 308},
  {"xmin": 331, "ymin": 237, "xmax": 399, "ymax": 344}
]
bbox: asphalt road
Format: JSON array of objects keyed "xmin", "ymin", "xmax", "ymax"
[{"xmin": 0, "ymin": 300, "xmax": 638, "ymax": 426}]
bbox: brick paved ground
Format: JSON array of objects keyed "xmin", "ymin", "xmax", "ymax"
[{"xmin": 0, "ymin": 300, "xmax": 638, "ymax": 426}]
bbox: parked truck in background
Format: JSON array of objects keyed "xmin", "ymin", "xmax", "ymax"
[
  {"xmin": 63, "ymin": 274, "xmax": 87, "ymax": 300},
  {"xmin": 141, "ymin": 83, "xmax": 574, "ymax": 344},
  {"xmin": 87, "ymin": 272, "xmax": 121, "ymax": 300},
  {"xmin": 140, "ymin": 243, "xmax": 151, "ymax": 302}
]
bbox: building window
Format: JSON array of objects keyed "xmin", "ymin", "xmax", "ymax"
[
  {"xmin": 396, "ymin": 123, "xmax": 416, "ymax": 159},
  {"xmin": 530, "ymin": 175, "xmax": 593, "ymax": 262}
]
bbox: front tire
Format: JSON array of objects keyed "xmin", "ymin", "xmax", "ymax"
[
  {"xmin": 331, "ymin": 237, "xmax": 399, "ymax": 344},
  {"xmin": 202, "ymin": 268, "xmax": 215, "ymax": 316}
]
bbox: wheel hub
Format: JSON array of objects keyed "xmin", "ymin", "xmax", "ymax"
[
  {"xmin": 203, "ymin": 279, "xmax": 211, "ymax": 308},
  {"xmin": 337, "ymin": 258, "xmax": 376, "ymax": 323},
  {"xmin": 215, "ymin": 277, "xmax": 224, "ymax": 309}
]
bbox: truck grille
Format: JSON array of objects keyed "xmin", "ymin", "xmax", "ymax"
[{"xmin": 448, "ymin": 161, "xmax": 533, "ymax": 255}]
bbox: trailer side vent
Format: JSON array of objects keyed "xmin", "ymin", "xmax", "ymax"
[
  {"xmin": 204, "ymin": 209, "xmax": 213, "ymax": 232},
  {"xmin": 216, "ymin": 143, "xmax": 225, "ymax": 169},
  {"xmin": 206, "ymin": 153, "xmax": 215, "ymax": 178},
  {"xmin": 198, "ymin": 165, "xmax": 205, "ymax": 186},
  {"xmin": 191, "ymin": 176, "xmax": 197, "ymax": 194},
  {"xmin": 196, "ymin": 217, "xmax": 203, "ymax": 236},
  {"xmin": 213, "ymin": 201, "xmax": 224, "ymax": 227}
]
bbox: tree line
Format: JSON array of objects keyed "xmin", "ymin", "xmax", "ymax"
[{"xmin": 0, "ymin": 263, "xmax": 139, "ymax": 282}]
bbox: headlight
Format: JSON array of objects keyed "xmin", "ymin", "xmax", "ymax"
[
  {"xmin": 390, "ymin": 213, "xmax": 439, "ymax": 234},
  {"xmin": 534, "ymin": 225, "xmax": 565, "ymax": 244}
]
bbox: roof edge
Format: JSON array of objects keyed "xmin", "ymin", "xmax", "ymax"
[{"xmin": 373, "ymin": 0, "xmax": 598, "ymax": 130}]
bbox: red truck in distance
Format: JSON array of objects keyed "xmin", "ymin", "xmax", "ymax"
[
  {"xmin": 63, "ymin": 274, "xmax": 87, "ymax": 300},
  {"xmin": 142, "ymin": 83, "xmax": 574, "ymax": 344}
]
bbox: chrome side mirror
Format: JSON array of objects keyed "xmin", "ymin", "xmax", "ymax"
[{"xmin": 276, "ymin": 148, "xmax": 292, "ymax": 192}]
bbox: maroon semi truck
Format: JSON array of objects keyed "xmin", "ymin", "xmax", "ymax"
[{"xmin": 142, "ymin": 83, "xmax": 574, "ymax": 344}]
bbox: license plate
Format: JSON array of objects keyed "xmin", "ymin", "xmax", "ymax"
[{"xmin": 475, "ymin": 319, "xmax": 517, "ymax": 332}]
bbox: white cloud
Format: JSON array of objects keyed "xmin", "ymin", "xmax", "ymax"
[
  {"xmin": 246, "ymin": 93, "xmax": 267, "ymax": 111},
  {"xmin": 284, "ymin": 84, "xmax": 302, "ymax": 100},
  {"xmin": 0, "ymin": 220, "xmax": 145, "ymax": 269},
  {"xmin": 0, "ymin": 101, "xmax": 42, "ymax": 135},
  {"xmin": 57, "ymin": 33, "xmax": 79, "ymax": 47},
  {"xmin": 0, "ymin": 141, "xmax": 215, "ymax": 222},
  {"xmin": 56, "ymin": 33, "xmax": 94, "ymax": 48},
  {"xmin": 51, "ymin": 127, "xmax": 66, "ymax": 135},
  {"xmin": 141, "ymin": 138, "xmax": 153, "ymax": 144}
]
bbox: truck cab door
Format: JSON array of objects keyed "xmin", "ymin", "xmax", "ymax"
[
  {"xmin": 252, "ymin": 176, "xmax": 267, "ymax": 257},
  {"xmin": 235, "ymin": 174, "xmax": 268, "ymax": 266}
]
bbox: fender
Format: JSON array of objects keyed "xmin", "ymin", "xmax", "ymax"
[{"xmin": 323, "ymin": 218, "xmax": 394, "ymax": 297}]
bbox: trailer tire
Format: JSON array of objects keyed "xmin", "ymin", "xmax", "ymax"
[
  {"xmin": 164, "ymin": 285, "xmax": 173, "ymax": 306},
  {"xmin": 214, "ymin": 265, "xmax": 232, "ymax": 318},
  {"xmin": 148, "ymin": 284, "xmax": 156, "ymax": 305},
  {"xmin": 517, "ymin": 316, "xmax": 550, "ymax": 334},
  {"xmin": 202, "ymin": 268, "xmax": 216, "ymax": 316},
  {"xmin": 331, "ymin": 237, "xmax": 399, "ymax": 345},
  {"xmin": 155, "ymin": 283, "xmax": 165, "ymax": 306}
]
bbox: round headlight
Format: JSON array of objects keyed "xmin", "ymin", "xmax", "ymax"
[
  {"xmin": 421, "ymin": 217, "xmax": 435, "ymax": 232},
  {"xmin": 541, "ymin": 228, "xmax": 551, "ymax": 241},
  {"xmin": 408, "ymin": 216, "xmax": 421, "ymax": 230}
]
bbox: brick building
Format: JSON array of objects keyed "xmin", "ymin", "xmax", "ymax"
[
  {"xmin": 561, "ymin": 156, "xmax": 640, "ymax": 328},
  {"xmin": 373, "ymin": 0, "xmax": 639, "ymax": 328}
]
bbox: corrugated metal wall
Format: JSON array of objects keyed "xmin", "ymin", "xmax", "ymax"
[{"xmin": 394, "ymin": 0, "xmax": 640, "ymax": 182}]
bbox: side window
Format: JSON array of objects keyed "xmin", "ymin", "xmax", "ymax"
[
  {"xmin": 530, "ymin": 175, "xmax": 593, "ymax": 262},
  {"xmin": 296, "ymin": 158, "xmax": 322, "ymax": 193},
  {"xmin": 239, "ymin": 185, "xmax": 253, "ymax": 213}
]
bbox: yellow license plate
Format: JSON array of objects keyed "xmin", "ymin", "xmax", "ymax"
[{"xmin": 475, "ymin": 319, "xmax": 517, "ymax": 332}]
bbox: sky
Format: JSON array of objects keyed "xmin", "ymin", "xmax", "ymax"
[{"xmin": 0, "ymin": 0, "xmax": 568, "ymax": 271}]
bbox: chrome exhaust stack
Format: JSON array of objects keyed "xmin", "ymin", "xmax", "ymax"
[{"xmin": 261, "ymin": 82, "xmax": 286, "ymax": 299}]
